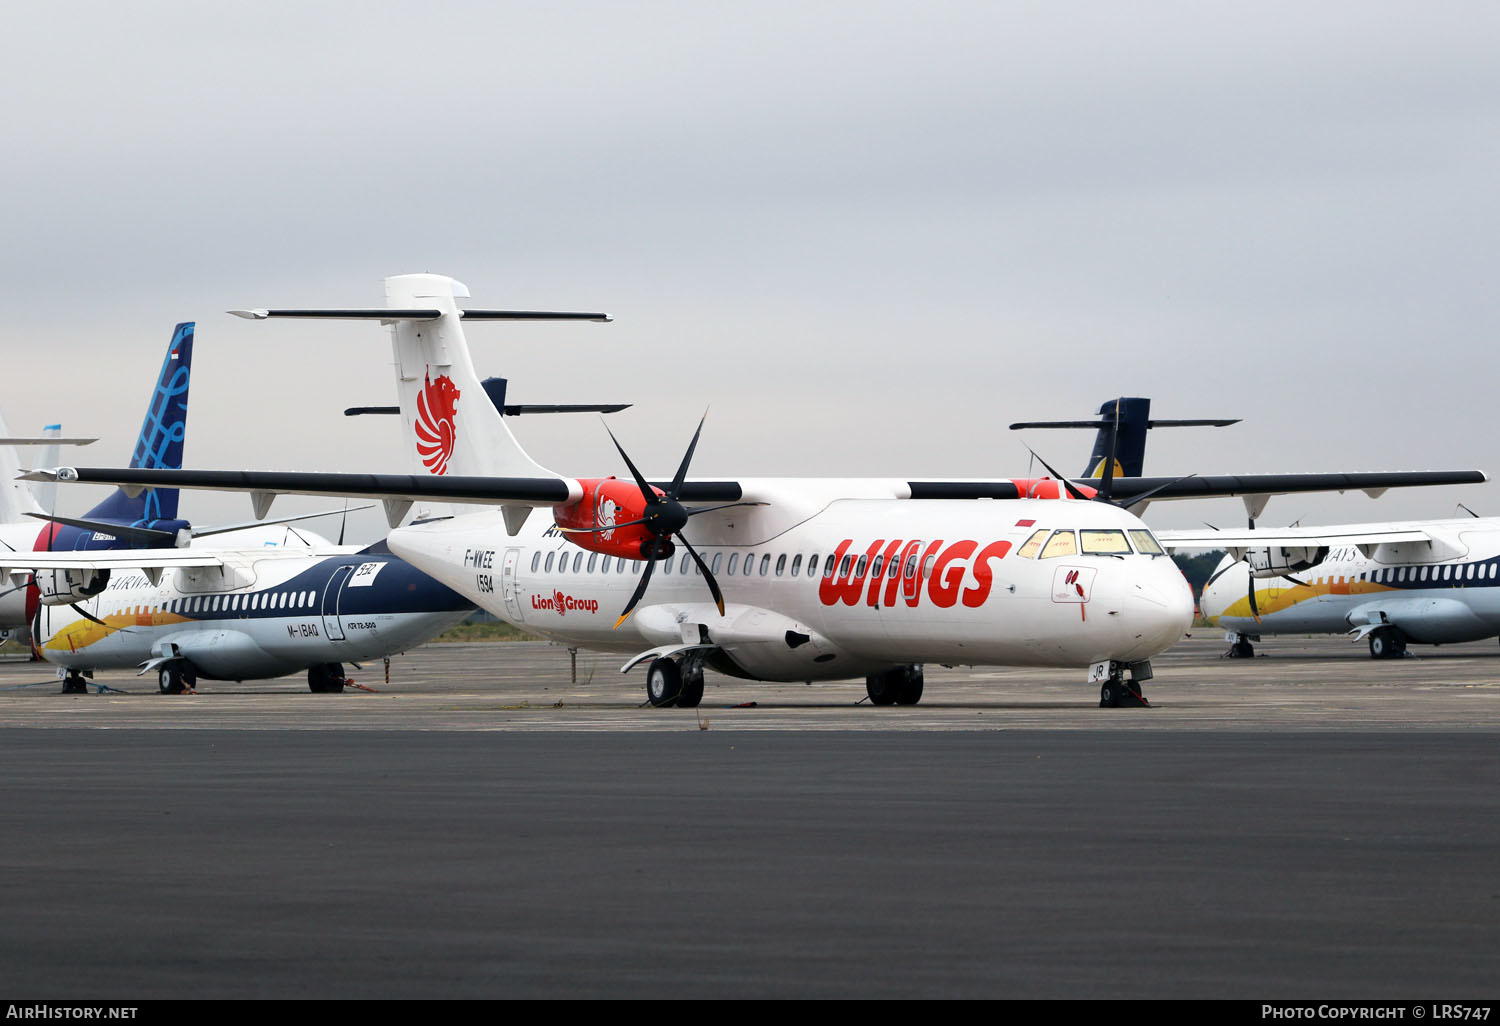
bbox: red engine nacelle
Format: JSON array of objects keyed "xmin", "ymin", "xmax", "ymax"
[
  {"xmin": 1007, "ymin": 477, "xmax": 1098, "ymax": 500},
  {"xmin": 553, "ymin": 477, "xmax": 671, "ymax": 560}
]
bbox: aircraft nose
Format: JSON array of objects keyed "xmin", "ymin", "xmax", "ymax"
[
  {"xmin": 1196, "ymin": 560, "xmax": 1241, "ymax": 626},
  {"xmin": 1120, "ymin": 560, "xmax": 1195, "ymax": 657}
]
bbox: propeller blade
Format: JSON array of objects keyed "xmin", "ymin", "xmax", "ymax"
[
  {"xmin": 676, "ymin": 534, "xmax": 725, "ymax": 616},
  {"xmin": 1119, "ymin": 473, "xmax": 1200, "ymax": 509},
  {"xmin": 70, "ymin": 602, "xmax": 114, "ymax": 629},
  {"xmin": 614, "ymin": 558, "xmax": 657, "ymax": 629},
  {"xmin": 1020, "ymin": 445, "xmax": 1091, "ymax": 501},
  {"xmin": 1099, "ymin": 399, "xmax": 1120, "ymax": 503},
  {"xmin": 603, "ymin": 422, "xmax": 657, "ymax": 502},
  {"xmin": 668, "ymin": 412, "xmax": 708, "ymax": 498},
  {"xmin": 1203, "ymin": 562, "xmax": 1238, "ymax": 590},
  {"xmin": 1245, "ymin": 514, "xmax": 1261, "ymax": 622}
]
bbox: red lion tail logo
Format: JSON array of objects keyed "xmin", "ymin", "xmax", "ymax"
[{"xmin": 416, "ymin": 370, "xmax": 461, "ymax": 475}]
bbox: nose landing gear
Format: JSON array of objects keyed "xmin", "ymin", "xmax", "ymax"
[{"xmin": 1093, "ymin": 659, "xmax": 1152, "ymax": 708}]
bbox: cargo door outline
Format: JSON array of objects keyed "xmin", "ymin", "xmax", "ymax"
[
  {"xmin": 321, "ymin": 565, "xmax": 354, "ymax": 641},
  {"xmin": 502, "ymin": 547, "xmax": 525, "ymax": 622}
]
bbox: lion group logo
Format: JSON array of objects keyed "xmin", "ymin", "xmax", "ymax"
[{"xmin": 416, "ymin": 370, "xmax": 461, "ymax": 475}]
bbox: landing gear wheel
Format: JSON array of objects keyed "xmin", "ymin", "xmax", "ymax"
[
  {"xmin": 676, "ymin": 662, "xmax": 705, "ymax": 708},
  {"xmin": 158, "ymin": 664, "xmax": 194, "ymax": 695},
  {"xmin": 308, "ymin": 663, "xmax": 347, "ymax": 694},
  {"xmin": 61, "ymin": 672, "xmax": 88, "ymax": 695},
  {"xmin": 646, "ymin": 657, "xmax": 682, "ymax": 708},
  {"xmin": 865, "ymin": 669, "xmax": 898, "ymax": 706},
  {"xmin": 1098, "ymin": 662, "xmax": 1150, "ymax": 709},
  {"xmin": 1228, "ymin": 638, "xmax": 1255, "ymax": 658},
  {"xmin": 1368, "ymin": 628, "xmax": 1406, "ymax": 660},
  {"xmin": 893, "ymin": 665, "xmax": 924, "ymax": 706}
]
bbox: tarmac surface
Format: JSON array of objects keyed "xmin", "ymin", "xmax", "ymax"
[{"xmin": 1, "ymin": 634, "xmax": 1497, "ymax": 999}]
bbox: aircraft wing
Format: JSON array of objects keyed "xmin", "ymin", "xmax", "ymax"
[
  {"xmin": 21, "ymin": 467, "xmax": 1487, "ymax": 528},
  {"xmin": 1157, "ymin": 525, "xmax": 1437, "ymax": 551},
  {"xmin": 1093, "ymin": 471, "xmax": 1488, "ymax": 507},
  {"xmin": 0, "ymin": 548, "xmax": 227, "ymax": 584}
]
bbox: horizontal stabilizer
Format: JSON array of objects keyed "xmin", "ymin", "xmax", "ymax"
[
  {"xmin": 230, "ymin": 308, "xmax": 611, "ymax": 322},
  {"xmin": 1008, "ymin": 418, "xmax": 1240, "ymax": 429},
  {"xmin": 24, "ymin": 513, "xmax": 180, "ymax": 547}
]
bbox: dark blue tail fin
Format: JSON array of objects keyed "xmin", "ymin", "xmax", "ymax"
[
  {"xmin": 81, "ymin": 322, "xmax": 193, "ymax": 523},
  {"xmin": 1010, "ymin": 398, "xmax": 1239, "ymax": 480},
  {"xmin": 1084, "ymin": 398, "xmax": 1153, "ymax": 479}
]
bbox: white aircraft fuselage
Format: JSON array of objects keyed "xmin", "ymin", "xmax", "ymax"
[{"xmin": 390, "ymin": 491, "xmax": 1193, "ymax": 682}]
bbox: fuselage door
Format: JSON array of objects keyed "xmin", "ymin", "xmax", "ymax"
[
  {"xmin": 321, "ymin": 564, "xmax": 354, "ymax": 641},
  {"xmin": 502, "ymin": 547, "xmax": 525, "ymax": 622}
]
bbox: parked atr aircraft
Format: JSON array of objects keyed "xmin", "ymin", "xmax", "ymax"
[
  {"xmin": 1022, "ymin": 398, "xmax": 1500, "ymax": 661},
  {"xmin": 25, "ymin": 538, "xmax": 473, "ymax": 693},
  {"xmin": 30, "ymin": 274, "xmax": 1487, "ymax": 707},
  {"xmin": 8, "ymin": 322, "xmax": 473, "ymax": 693},
  {"xmin": 1174, "ymin": 521, "xmax": 1500, "ymax": 659}
]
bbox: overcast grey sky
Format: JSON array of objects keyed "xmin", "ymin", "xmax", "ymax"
[{"xmin": 3, "ymin": 1, "xmax": 1498, "ymax": 538}]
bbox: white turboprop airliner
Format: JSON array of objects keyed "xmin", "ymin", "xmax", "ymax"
[
  {"xmin": 32, "ymin": 274, "xmax": 1487, "ymax": 707},
  {"xmin": 1169, "ymin": 520, "xmax": 1500, "ymax": 659}
]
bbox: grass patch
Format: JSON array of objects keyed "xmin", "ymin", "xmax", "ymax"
[{"xmin": 431, "ymin": 620, "xmax": 541, "ymax": 643}]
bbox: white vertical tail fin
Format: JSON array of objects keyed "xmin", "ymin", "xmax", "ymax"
[
  {"xmin": 0, "ymin": 411, "xmax": 45, "ymax": 523},
  {"xmin": 385, "ymin": 273, "xmax": 561, "ymax": 483},
  {"xmin": 229, "ymin": 273, "xmax": 606, "ymax": 532}
]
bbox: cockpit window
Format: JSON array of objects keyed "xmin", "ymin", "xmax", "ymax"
[
  {"xmin": 1129, "ymin": 530, "xmax": 1165, "ymax": 556},
  {"xmin": 1039, "ymin": 531, "xmax": 1078, "ymax": 559},
  {"xmin": 1079, "ymin": 529, "xmax": 1131, "ymax": 555},
  {"xmin": 1016, "ymin": 530, "xmax": 1048, "ymax": 559}
]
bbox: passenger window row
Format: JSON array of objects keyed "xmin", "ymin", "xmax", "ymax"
[
  {"xmin": 1322, "ymin": 563, "xmax": 1500, "ymax": 586},
  {"xmin": 105, "ymin": 590, "xmax": 319, "ymax": 617}
]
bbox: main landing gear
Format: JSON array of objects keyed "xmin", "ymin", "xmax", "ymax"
[
  {"xmin": 157, "ymin": 662, "xmax": 197, "ymax": 695},
  {"xmin": 1225, "ymin": 633, "xmax": 1257, "ymax": 659},
  {"xmin": 308, "ymin": 663, "xmax": 348, "ymax": 694},
  {"xmin": 1095, "ymin": 660, "xmax": 1152, "ymax": 708},
  {"xmin": 1368, "ymin": 627, "xmax": 1407, "ymax": 660},
  {"xmin": 646, "ymin": 654, "xmax": 705, "ymax": 709},
  {"xmin": 865, "ymin": 665, "xmax": 924, "ymax": 706}
]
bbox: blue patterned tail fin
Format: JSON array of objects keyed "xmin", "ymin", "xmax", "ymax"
[{"xmin": 84, "ymin": 323, "xmax": 193, "ymax": 522}]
